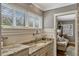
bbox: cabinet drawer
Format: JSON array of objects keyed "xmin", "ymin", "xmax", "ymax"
[
  {"xmin": 30, "ymin": 50, "xmax": 40, "ymax": 56},
  {"xmin": 30, "ymin": 46, "xmax": 47, "ymax": 56},
  {"xmin": 14, "ymin": 49, "xmax": 29, "ymax": 56}
]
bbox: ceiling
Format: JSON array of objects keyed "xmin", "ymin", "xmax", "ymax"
[
  {"xmin": 57, "ymin": 14, "xmax": 76, "ymax": 21},
  {"xmin": 33, "ymin": 3, "xmax": 74, "ymax": 11}
]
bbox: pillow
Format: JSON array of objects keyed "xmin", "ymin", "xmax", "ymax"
[
  {"xmin": 57, "ymin": 35, "xmax": 62, "ymax": 42},
  {"xmin": 61, "ymin": 36, "xmax": 65, "ymax": 41},
  {"xmin": 57, "ymin": 35, "xmax": 65, "ymax": 42}
]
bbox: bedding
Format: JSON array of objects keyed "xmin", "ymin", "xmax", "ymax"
[{"xmin": 57, "ymin": 35, "xmax": 69, "ymax": 51}]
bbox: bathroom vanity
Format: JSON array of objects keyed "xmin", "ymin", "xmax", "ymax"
[{"xmin": 1, "ymin": 39, "xmax": 54, "ymax": 56}]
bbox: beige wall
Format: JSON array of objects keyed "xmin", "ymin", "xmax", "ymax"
[
  {"xmin": 44, "ymin": 4, "xmax": 76, "ymax": 29},
  {"xmin": 1, "ymin": 3, "xmax": 43, "ymax": 46}
]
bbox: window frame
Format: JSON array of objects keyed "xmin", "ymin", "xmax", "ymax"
[
  {"xmin": 1, "ymin": 5, "xmax": 14, "ymax": 27},
  {"xmin": 1, "ymin": 4, "xmax": 42, "ymax": 29},
  {"xmin": 14, "ymin": 10, "xmax": 25, "ymax": 27}
]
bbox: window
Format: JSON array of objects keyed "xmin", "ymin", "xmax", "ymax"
[
  {"xmin": 24, "ymin": 13, "xmax": 28, "ymax": 27},
  {"xmin": 15, "ymin": 11, "xmax": 25, "ymax": 26},
  {"xmin": 1, "ymin": 5, "xmax": 25, "ymax": 27},
  {"xmin": 28, "ymin": 13, "xmax": 42, "ymax": 28},
  {"xmin": 1, "ymin": 4, "xmax": 42, "ymax": 29},
  {"xmin": 1, "ymin": 6, "xmax": 13, "ymax": 26},
  {"xmin": 63, "ymin": 24, "xmax": 73, "ymax": 36},
  {"xmin": 35, "ymin": 18, "xmax": 39, "ymax": 28},
  {"xmin": 28, "ymin": 16, "xmax": 34, "ymax": 27},
  {"xmin": 35, "ymin": 16, "xmax": 42, "ymax": 28},
  {"xmin": 38, "ymin": 17, "xmax": 42, "ymax": 28}
]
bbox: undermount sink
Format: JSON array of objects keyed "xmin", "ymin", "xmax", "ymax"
[
  {"xmin": 22, "ymin": 39, "xmax": 49, "ymax": 48},
  {"xmin": 35, "ymin": 43, "xmax": 45, "ymax": 47},
  {"xmin": 23, "ymin": 42, "xmax": 46, "ymax": 47},
  {"xmin": 37, "ymin": 40, "xmax": 48, "ymax": 43}
]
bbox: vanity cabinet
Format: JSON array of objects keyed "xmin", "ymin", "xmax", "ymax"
[
  {"xmin": 46, "ymin": 43, "xmax": 53, "ymax": 56},
  {"xmin": 1, "ymin": 46, "xmax": 29, "ymax": 56},
  {"xmin": 14, "ymin": 48, "xmax": 29, "ymax": 56},
  {"xmin": 30, "ymin": 46, "xmax": 47, "ymax": 56},
  {"xmin": 30, "ymin": 42, "xmax": 53, "ymax": 56}
]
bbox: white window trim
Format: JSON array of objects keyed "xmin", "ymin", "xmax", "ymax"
[{"xmin": 1, "ymin": 4, "xmax": 42, "ymax": 29}]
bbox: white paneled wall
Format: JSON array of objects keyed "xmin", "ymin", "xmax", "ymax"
[
  {"xmin": 44, "ymin": 28, "xmax": 54, "ymax": 39},
  {"xmin": 2, "ymin": 28, "xmax": 42, "ymax": 46}
]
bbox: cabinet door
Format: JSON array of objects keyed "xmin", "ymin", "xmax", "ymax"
[
  {"xmin": 39, "ymin": 46, "xmax": 47, "ymax": 56},
  {"xmin": 30, "ymin": 50, "xmax": 40, "ymax": 56},
  {"xmin": 30, "ymin": 43, "xmax": 53, "ymax": 56},
  {"xmin": 31, "ymin": 46, "xmax": 47, "ymax": 56},
  {"xmin": 47, "ymin": 43, "xmax": 53, "ymax": 56},
  {"xmin": 14, "ymin": 49, "xmax": 29, "ymax": 56}
]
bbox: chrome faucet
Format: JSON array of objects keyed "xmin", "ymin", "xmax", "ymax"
[{"xmin": 33, "ymin": 29, "xmax": 39, "ymax": 43}]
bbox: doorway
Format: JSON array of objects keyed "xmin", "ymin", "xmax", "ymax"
[{"xmin": 54, "ymin": 11, "xmax": 77, "ymax": 56}]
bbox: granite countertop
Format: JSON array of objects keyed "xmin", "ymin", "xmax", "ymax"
[
  {"xmin": 2, "ymin": 39, "xmax": 53, "ymax": 56},
  {"xmin": 1, "ymin": 44, "xmax": 29, "ymax": 56},
  {"xmin": 29, "ymin": 40, "xmax": 53, "ymax": 55}
]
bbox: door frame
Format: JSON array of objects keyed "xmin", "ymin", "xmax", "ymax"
[{"xmin": 54, "ymin": 10, "xmax": 78, "ymax": 56}]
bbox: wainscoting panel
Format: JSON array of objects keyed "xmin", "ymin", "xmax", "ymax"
[{"xmin": 2, "ymin": 28, "xmax": 42, "ymax": 46}]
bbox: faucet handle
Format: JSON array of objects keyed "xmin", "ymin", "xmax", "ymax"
[
  {"xmin": 33, "ymin": 33, "xmax": 35, "ymax": 36},
  {"xmin": 1, "ymin": 36, "xmax": 8, "ymax": 40}
]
